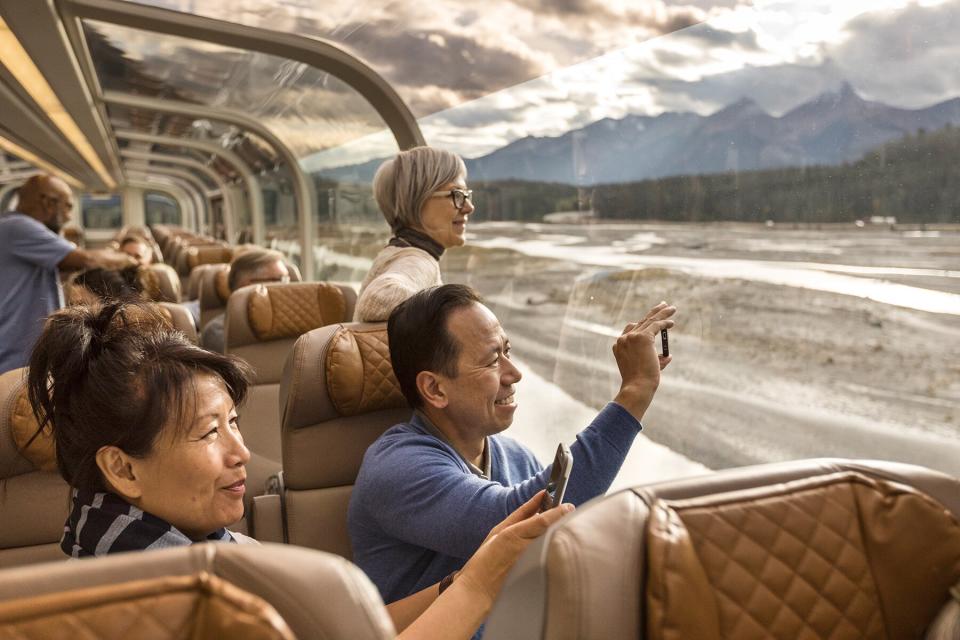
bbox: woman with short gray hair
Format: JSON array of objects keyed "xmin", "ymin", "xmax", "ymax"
[{"xmin": 355, "ymin": 146, "xmax": 474, "ymax": 322}]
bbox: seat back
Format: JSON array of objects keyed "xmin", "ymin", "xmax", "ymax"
[
  {"xmin": 276, "ymin": 322, "xmax": 409, "ymax": 558},
  {"xmin": 225, "ymin": 282, "xmax": 357, "ymax": 464},
  {"xmin": 196, "ymin": 264, "xmax": 231, "ymax": 329},
  {"xmin": 484, "ymin": 459, "xmax": 960, "ymax": 640},
  {"xmin": 198, "ymin": 262, "xmax": 302, "ymax": 330},
  {"xmin": 141, "ymin": 263, "xmax": 182, "ymax": 303},
  {"xmin": 175, "ymin": 244, "xmax": 230, "ymax": 277},
  {"xmin": 0, "ymin": 543, "xmax": 395, "ymax": 640},
  {"xmin": 0, "ymin": 369, "xmax": 71, "ymax": 569},
  {"xmin": 157, "ymin": 302, "xmax": 199, "ymax": 344}
]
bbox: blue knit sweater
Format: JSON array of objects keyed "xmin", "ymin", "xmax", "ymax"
[{"xmin": 347, "ymin": 402, "xmax": 642, "ymax": 603}]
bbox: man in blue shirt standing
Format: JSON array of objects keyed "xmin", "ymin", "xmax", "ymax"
[
  {"xmin": 0, "ymin": 174, "xmax": 136, "ymax": 373},
  {"xmin": 349, "ymin": 284, "xmax": 675, "ymax": 606}
]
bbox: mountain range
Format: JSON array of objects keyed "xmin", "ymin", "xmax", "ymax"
[{"xmin": 320, "ymin": 83, "xmax": 960, "ymax": 185}]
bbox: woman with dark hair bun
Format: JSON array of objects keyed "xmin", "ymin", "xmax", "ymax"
[
  {"xmin": 27, "ymin": 301, "xmax": 572, "ymax": 639},
  {"xmin": 28, "ymin": 301, "xmax": 256, "ymax": 553}
]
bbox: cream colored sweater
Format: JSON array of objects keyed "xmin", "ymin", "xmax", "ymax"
[{"xmin": 354, "ymin": 246, "xmax": 442, "ymax": 322}]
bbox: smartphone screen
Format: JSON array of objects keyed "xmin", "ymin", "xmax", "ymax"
[{"xmin": 539, "ymin": 443, "xmax": 573, "ymax": 512}]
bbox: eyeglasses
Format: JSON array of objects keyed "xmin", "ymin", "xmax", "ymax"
[
  {"xmin": 43, "ymin": 195, "xmax": 74, "ymax": 211},
  {"xmin": 432, "ymin": 188, "xmax": 473, "ymax": 211}
]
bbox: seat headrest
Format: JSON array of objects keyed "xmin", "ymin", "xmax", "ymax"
[
  {"xmin": 157, "ymin": 302, "xmax": 199, "ymax": 344},
  {"xmin": 325, "ymin": 324, "xmax": 406, "ymax": 417},
  {"xmin": 140, "ymin": 264, "xmax": 181, "ymax": 303},
  {"xmin": 483, "ymin": 458, "xmax": 960, "ymax": 640},
  {"xmin": 0, "ymin": 572, "xmax": 295, "ymax": 640},
  {"xmin": 236, "ymin": 282, "xmax": 352, "ymax": 343},
  {"xmin": 0, "ymin": 543, "xmax": 395, "ymax": 640},
  {"xmin": 645, "ymin": 471, "xmax": 960, "ymax": 640},
  {"xmin": 0, "ymin": 368, "xmax": 55, "ymax": 475},
  {"xmin": 215, "ymin": 267, "xmax": 231, "ymax": 304},
  {"xmin": 187, "ymin": 246, "xmax": 233, "ymax": 271}
]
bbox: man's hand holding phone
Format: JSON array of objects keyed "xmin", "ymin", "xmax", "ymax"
[
  {"xmin": 539, "ymin": 443, "xmax": 573, "ymax": 513},
  {"xmin": 612, "ymin": 301, "xmax": 676, "ymax": 422}
]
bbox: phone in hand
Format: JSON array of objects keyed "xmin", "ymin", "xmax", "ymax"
[
  {"xmin": 660, "ymin": 328, "xmax": 669, "ymax": 357},
  {"xmin": 539, "ymin": 443, "xmax": 573, "ymax": 513}
]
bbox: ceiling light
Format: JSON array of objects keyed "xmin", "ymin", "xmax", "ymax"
[
  {"xmin": 0, "ymin": 133, "xmax": 83, "ymax": 188},
  {"xmin": 0, "ymin": 16, "xmax": 115, "ymax": 189}
]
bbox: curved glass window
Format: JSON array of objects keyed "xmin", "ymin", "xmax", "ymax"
[
  {"xmin": 81, "ymin": 194, "xmax": 122, "ymax": 229},
  {"xmin": 111, "ymin": 1, "xmax": 960, "ymax": 484},
  {"xmin": 144, "ymin": 191, "xmax": 180, "ymax": 226}
]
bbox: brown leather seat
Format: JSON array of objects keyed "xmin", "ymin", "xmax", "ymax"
[
  {"xmin": 141, "ymin": 263, "xmax": 182, "ymax": 303},
  {"xmin": 0, "ymin": 543, "xmax": 394, "ymax": 640},
  {"xmin": 252, "ymin": 322, "xmax": 408, "ymax": 559},
  {"xmin": 0, "ymin": 368, "xmax": 71, "ymax": 569},
  {"xmin": 484, "ymin": 458, "xmax": 960, "ymax": 640},
  {"xmin": 225, "ymin": 282, "xmax": 357, "ymax": 464},
  {"xmin": 198, "ymin": 262, "xmax": 302, "ymax": 331},
  {"xmin": 157, "ymin": 302, "xmax": 199, "ymax": 344}
]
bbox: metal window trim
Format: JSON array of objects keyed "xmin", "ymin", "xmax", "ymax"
[
  {"xmin": 115, "ymin": 129, "xmax": 261, "ymax": 246},
  {"xmin": 126, "ymin": 177, "xmax": 195, "ymax": 230},
  {"xmin": 104, "ymin": 91, "xmax": 316, "ymax": 279},
  {"xmin": 119, "ymin": 148, "xmax": 237, "ymax": 241},
  {"xmin": 123, "ymin": 164, "xmax": 211, "ymax": 234}
]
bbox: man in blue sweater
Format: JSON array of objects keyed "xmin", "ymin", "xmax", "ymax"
[{"xmin": 348, "ymin": 284, "xmax": 675, "ymax": 605}]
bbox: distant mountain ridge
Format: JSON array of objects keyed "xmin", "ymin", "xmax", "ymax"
[{"xmin": 319, "ymin": 82, "xmax": 960, "ymax": 185}]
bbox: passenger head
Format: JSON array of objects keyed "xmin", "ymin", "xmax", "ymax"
[
  {"xmin": 28, "ymin": 302, "xmax": 253, "ymax": 538},
  {"xmin": 227, "ymin": 248, "xmax": 289, "ymax": 292},
  {"xmin": 388, "ymin": 284, "xmax": 521, "ymax": 436},
  {"xmin": 372, "ymin": 146, "xmax": 472, "ymax": 249},
  {"xmin": 16, "ymin": 174, "xmax": 75, "ymax": 233},
  {"xmin": 120, "ymin": 236, "xmax": 153, "ymax": 265},
  {"xmin": 69, "ymin": 266, "xmax": 145, "ymax": 304}
]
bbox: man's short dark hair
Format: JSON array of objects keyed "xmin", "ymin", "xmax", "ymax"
[{"xmin": 387, "ymin": 284, "xmax": 482, "ymax": 409}]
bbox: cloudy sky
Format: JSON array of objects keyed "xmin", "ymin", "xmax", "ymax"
[{"xmin": 127, "ymin": 0, "xmax": 960, "ymax": 166}]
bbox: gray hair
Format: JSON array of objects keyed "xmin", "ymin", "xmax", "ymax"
[
  {"xmin": 228, "ymin": 248, "xmax": 285, "ymax": 291},
  {"xmin": 372, "ymin": 146, "xmax": 467, "ymax": 232}
]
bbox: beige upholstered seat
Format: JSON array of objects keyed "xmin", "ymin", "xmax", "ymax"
[
  {"xmin": 0, "ymin": 368, "xmax": 71, "ymax": 569},
  {"xmin": 484, "ymin": 458, "xmax": 960, "ymax": 640},
  {"xmin": 225, "ymin": 282, "xmax": 357, "ymax": 464},
  {"xmin": 141, "ymin": 263, "xmax": 182, "ymax": 303},
  {"xmin": 252, "ymin": 322, "xmax": 408, "ymax": 559},
  {"xmin": 187, "ymin": 263, "xmax": 223, "ymax": 305},
  {"xmin": 157, "ymin": 302, "xmax": 199, "ymax": 344},
  {"xmin": 173, "ymin": 243, "xmax": 228, "ymax": 278},
  {"xmin": 0, "ymin": 543, "xmax": 395, "ymax": 640},
  {"xmin": 198, "ymin": 262, "xmax": 302, "ymax": 331}
]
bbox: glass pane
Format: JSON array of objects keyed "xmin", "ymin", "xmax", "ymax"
[
  {"xmin": 81, "ymin": 194, "xmax": 122, "ymax": 229},
  {"xmin": 84, "ymin": 21, "xmax": 391, "ymax": 159},
  {"xmin": 144, "ymin": 191, "xmax": 180, "ymax": 226},
  {"xmin": 123, "ymin": 0, "xmax": 714, "ymax": 120}
]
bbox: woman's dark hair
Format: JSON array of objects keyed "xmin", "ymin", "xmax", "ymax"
[
  {"xmin": 387, "ymin": 284, "xmax": 482, "ymax": 409},
  {"xmin": 27, "ymin": 301, "xmax": 253, "ymax": 492},
  {"xmin": 72, "ymin": 266, "xmax": 144, "ymax": 301}
]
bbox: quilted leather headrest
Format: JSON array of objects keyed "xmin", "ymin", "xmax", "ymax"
[
  {"xmin": 186, "ymin": 246, "xmax": 233, "ymax": 271},
  {"xmin": 0, "ymin": 572, "xmax": 295, "ymax": 640},
  {"xmin": 2, "ymin": 371, "xmax": 56, "ymax": 474},
  {"xmin": 215, "ymin": 268, "xmax": 231, "ymax": 304},
  {"xmin": 325, "ymin": 325, "xmax": 406, "ymax": 417},
  {"xmin": 644, "ymin": 471, "xmax": 960, "ymax": 640},
  {"xmin": 247, "ymin": 283, "xmax": 348, "ymax": 341},
  {"xmin": 140, "ymin": 264, "xmax": 181, "ymax": 303}
]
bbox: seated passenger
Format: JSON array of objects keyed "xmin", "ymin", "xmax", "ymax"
[
  {"xmin": 67, "ymin": 266, "xmax": 145, "ymax": 304},
  {"xmin": 200, "ymin": 249, "xmax": 290, "ymax": 353},
  {"xmin": 119, "ymin": 236, "xmax": 154, "ymax": 265},
  {"xmin": 0, "ymin": 174, "xmax": 136, "ymax": 373},
  {"xmin": 27, "ymin": 301, "xmax": 569, "ymax": 639},
  {"xmin": 349, "ymin": 285, "xmax": 675, "ymax": 605},
  {"xmin": 354, "ymin": 146, "xmax": 473, "ymax": 322}
]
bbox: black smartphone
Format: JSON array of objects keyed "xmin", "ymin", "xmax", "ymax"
[
  {"xmin": 539, "ymin": 443, "xmax": 573, "ymax": 512},
  {"xmin": 660, "ymin": 328, "xmax": 669, "ymax": 357}
]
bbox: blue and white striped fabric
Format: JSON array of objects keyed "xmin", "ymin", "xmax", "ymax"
[{"xmin": 61, "ymin": 488, "xmax": 235, "ymax": 558}]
